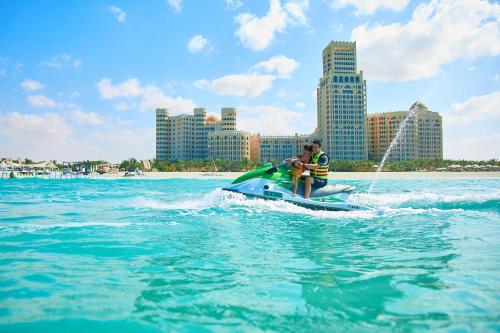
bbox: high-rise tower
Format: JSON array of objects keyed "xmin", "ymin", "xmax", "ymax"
[
  {"xmin": 317, "ymin": 41, "xmax": 368, "ymax": 160},
  {"xmin": 155, "ymin": 108, "xmax": 169, "ymax": 161},
  {"xmin": 221, "ymin": 107, "xmax": 237, "ymax": 131}
]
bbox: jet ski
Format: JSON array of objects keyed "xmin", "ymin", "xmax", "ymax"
[{"xmin": 223, "ymin": 163, "xmax": 372, "ymax": 211}]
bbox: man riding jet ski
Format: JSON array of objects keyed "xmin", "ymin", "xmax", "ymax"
[{"xmin": 223, "ymin": 140, "xmax": 372, "ymax": 212}]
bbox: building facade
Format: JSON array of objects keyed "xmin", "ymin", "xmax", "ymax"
[
  {"xmin": 208, "ymin": 131, "xmax": 252, "ymax": 161},
  {"xmin": 367, "ymin": 102, "xmax": 443, "ymax": 161},
  {"xmin": 156, "ymin": 107, "xmax": 222, "ymax": 161},
  {"xmin": 257, "ymin": 133, "xmax": 317, "ymax": 163},
  {"xmin": 317, "ymin": 41, "xmax": 368, "ymax": 160},
  {"xmin": 156, "ymin": 41, "xmax": 444, "ymax": 163}
]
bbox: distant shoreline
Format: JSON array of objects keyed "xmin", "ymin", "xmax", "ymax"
[{"xmin": 98, "ymin": 171, "xmax": 500, "ymax": 180}]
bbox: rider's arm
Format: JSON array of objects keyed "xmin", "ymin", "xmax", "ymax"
[
  {"xmin": 304, "ymin": 163, "xmax": 320, "ymax": 170},
  {"xmin": 305, "ymin": 155, "xmax": 328, "ymax": 170}
]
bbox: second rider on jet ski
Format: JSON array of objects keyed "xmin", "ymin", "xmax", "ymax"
[{"xmin": 284, "ymin": 145, "xmax": 313, "ymax": 197}]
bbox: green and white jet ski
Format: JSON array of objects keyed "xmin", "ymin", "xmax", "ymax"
[{"xmin": 223, "ymin": 163, "xmax": 372, "ymax": 211}]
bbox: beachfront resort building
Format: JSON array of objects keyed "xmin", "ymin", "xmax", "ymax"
[
  {"xmin": 156, "ymin": 105, "xmax": 317, "ymax": 163},
  {"xmin": 257, "ymin": 134, "xmax": 316, "ymax": 164},
  {"xmin": 208, "ymin": 131, "xmax": 254, "ymax": 161},
  {"xmin": 156, "ymin": 107, "xmax": 240, "ymax": 161},
  {"xmin": 317, "ymin": 41, "xmax": 368, "ymax": 160},
  {"xmin": 156, "ymin": 41, "xmax": 443, "ymax": 163},
  {"xmin": 367, "ymin": 102, "xmax": 443, "ymax": 161}
]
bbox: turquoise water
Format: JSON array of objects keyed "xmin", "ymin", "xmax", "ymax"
[{"xmin": 0, "ymin": 177, "xmax": 499, "ymax": 332}]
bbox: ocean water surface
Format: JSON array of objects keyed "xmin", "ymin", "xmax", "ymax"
[{"xmin": 0, "ymin": 177, "xmax": 499, "ymax": 332}]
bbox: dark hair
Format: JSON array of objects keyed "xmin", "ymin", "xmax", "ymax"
[
  {"xmin": 303, "ymin": 144, "xmax": 313, "ymax": 152},
  {"xmin": 312, "ymin": 139, "xmax": 322, "ymax": 147}
]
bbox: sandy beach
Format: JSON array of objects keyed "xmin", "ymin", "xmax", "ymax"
[{"xmin": 101, "ymin": 171, "xmax": 500, "ymax": 180}]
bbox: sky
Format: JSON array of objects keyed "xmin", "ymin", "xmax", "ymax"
[{"xmin": 0, "ymin": 0, "xmax": 499, "ymax": 162}]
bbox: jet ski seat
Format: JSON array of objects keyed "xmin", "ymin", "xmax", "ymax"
[{"xmin": 297, "ymin": 184, "xmax": 354, "ymax": 198}]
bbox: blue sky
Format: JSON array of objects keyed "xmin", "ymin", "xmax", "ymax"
[{"xmin": 0, "ymin": 0, "xmax": 499, "ymax": 162}]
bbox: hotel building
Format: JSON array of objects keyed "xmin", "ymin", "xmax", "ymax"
[
  {"xmin": 367, "ymin": 102, "xmax": 443, "ymax": 161},
  {"xmin": 257, "ymin": 134, "xmax": 316, "ymax": 163},
  {"xmin": 156, "ymin": 107, "xmax": 241, "ymax": 161},
  {"xmin": 208, "ymin": 131, "xmax": 253, "ymax": 161},
  {"xmin": 317, "ymin": 41, "xmax": 368, "ymax": 160},
  {"xmin": 156, "ymin": 41, "xmax": 443, "ymax": 163}
]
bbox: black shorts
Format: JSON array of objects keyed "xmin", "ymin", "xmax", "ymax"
[{"xmin": 301, "ymin": 176, "xmax": 327, "ymax": 188}]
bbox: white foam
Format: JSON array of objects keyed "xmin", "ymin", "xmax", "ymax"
[
  {"xmin": 1, "ymin": 221, "xmax": 131, "ymax": 234},
  {"xmin": 351, "ymin": 190, "xmax": 500, "ymax": 208},
  {"xmin": 135, "ymin": 189, "xmax": 474, "ymax": 219}
]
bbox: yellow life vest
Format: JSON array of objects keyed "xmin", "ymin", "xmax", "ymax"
[{"xmin": 310, "ymin": 151, "xmax": 329, "ymax": 180}]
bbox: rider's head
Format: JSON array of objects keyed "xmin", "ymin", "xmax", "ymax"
[{"xmin": 312, "ymin": 139, "xmax": 322, "ymax": 153}]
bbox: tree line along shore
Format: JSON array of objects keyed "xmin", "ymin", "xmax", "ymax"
[
  {"xmin": 123, "ymin": 158, "xmax": 499, "ymax": 173},
  {"xmin": 2, "ymin": 157, "xmax": 498, "ymax": 174}
]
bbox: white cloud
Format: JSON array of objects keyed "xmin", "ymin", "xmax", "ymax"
[
  {"xmin": 97, "ymin": 78, "xmax": 142, "ymax": 99},
  {"xmin": 0, "ymin": 112, "xmax": 73, "ymax": 158},
  {"xmin": 26, "ymin": 94, "xmax": 97, "ymax": 124},
  {"xmin": 27, "ymin": 94, "xmax": 60, "ymax": 108},
  {"xmin": 167, "ymin": 0, "xmax": 182, "ymax": 12},
  {"xmin": 445, "ymin": 133, "xmax": 500, "ymax": 160},
  {"xmin": 225, "ymin": 0, "xmax": 243, "ymax": 9},
  {"xmin": 276, "ymin": 88, "xmax": 286, "ymax": 98},
  {"xmin": 194, "ymin": 54, "xmax": 298, "ymax": 97},
  {"xmin": 139, "ymin": 84, "xmax": 195, "ymax": 114},
  {"xmin": 251, "ymin": 55, "xmax": 299, "ymax": 78},
  {"xmin": 109, "ymin": 6, "xmax": 127, "ymax": 23},
  {"xmin": 0, "ymin": 112, "xmax": 153, "ymax": 162},
  {"xmin": 352, "ymin": 0, "xmax": 500, "ymax": 80},
  {"xmin": 196, "ymin": 74, "xmax": 276, "ymax": 97},
  {"xmin": 40, "ymin": 54, "xmax": 82, "ymax": 69},
  {"xmin": 27, "ymin": 94, "xmax": 101, "ymax": 127},
  {"xmin": 332, "ymin": 0, "xmax": 409, "ymax": 15},
  {"xmin": 284, "ymin": 0, "xmax": 309, "ymax": 25},
  {"xmin": 235, "ymin": 0, "xmax": 309, "ymax": 51},
  {"xmin": 237, "ymin": 104, "xmax": 307, "ymax": 135},
  {"xmin": 494, "ymin": 74, "xmax": 499, "ymax": 81},
  {"xmin": 445, "ymin": 90, "xmax": 500, "ymax": 125},
  {"xmin": 187, "ymin": 35, "xmax": 212, "ymax": 53},
  {"xmin": 89, "ymin": 127, "xmax": 155, "ymax": 161},
  {"xmin": 70, "ymin": 110, "xmax": 103, "ymax": 125},
  {"xmin": 97, "ymin": 77, "xmax": 195, "ymax": 114},
  {"xmin": 20, "ymin": 79, "xmax": 45, "ymax": 91},
  {"xmin": 114, "ymin": 101, "xmax": 137, "ymax": 111},
  {"xmin": 295, "ymin": 101, "xmax": 306, "ymax": 108}
]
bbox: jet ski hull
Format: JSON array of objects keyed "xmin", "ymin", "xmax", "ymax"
[
  {"xmin": 223, "ymin": 176, "xmax": 372, "ymax": 212},
  {"xmin": 223, "ymin": 188, "xmax": 370, "ymax": 211}
]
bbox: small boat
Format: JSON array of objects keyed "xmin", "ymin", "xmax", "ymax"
[{"xmin": 223, "ymin": 163, "xmax": 372, "ymax": 212}]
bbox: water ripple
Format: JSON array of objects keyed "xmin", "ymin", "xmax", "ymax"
[{"xmin": 0, "ymin": 177, "xmax": 499, "ymax": 332}]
